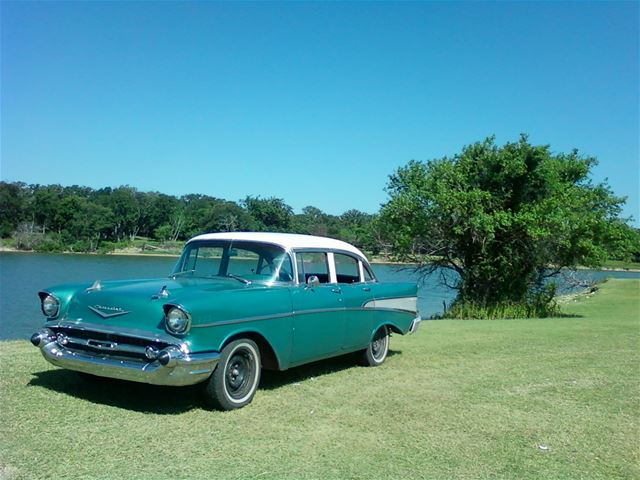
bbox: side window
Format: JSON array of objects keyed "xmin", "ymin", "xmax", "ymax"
[
  {"xmin": 334, "ymin": 253, "xmax": 361, "ymax": 284},
  {"xmin": 296, "ymin": 252, "xmax": 330, "ymax": 284},
  {"xmin": 362, "ymin": 262, "xmax": 376, "ymax": 282},
  {"xmin": 261, "ymin": 253, "xmax": 294, "ymax": 282}
]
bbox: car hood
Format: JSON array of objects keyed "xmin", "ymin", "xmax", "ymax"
[{"xmin": 62, "ymin": 277, "xmax": 254, "ymax": 332}]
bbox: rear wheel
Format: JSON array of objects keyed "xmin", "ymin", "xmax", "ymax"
[
  {"xmin": 203, "ymin": 339, "xmax": 261, "ymax": 410},
  {"xmin": 360, "ymin": 326, "xmax": 389, "ymax": 366}
]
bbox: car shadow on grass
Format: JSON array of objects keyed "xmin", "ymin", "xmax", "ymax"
[
  {"xmin": 259, "ymin": 349, "xmax": 401, "ymax": 390},
  {"xmin": 28, "ymin": 369, "xmax": 204, "ymax": 415},
  {"xmin": 27, "ymin": 349, "xmax": 401, "ymax": 414}
]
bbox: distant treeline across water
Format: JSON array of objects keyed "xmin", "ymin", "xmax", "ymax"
[{"xmin": 0, "ymin": 182, "xmax": 378, "ymax": 253}]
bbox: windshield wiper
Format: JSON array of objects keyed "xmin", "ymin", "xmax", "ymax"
[
  {"xmin": 227, "ymin": 274, "xmax": 252, "ymax": 285},
  {"xmin": 170, "ymin": 269, "xmax": 195, "ymax": 279}
]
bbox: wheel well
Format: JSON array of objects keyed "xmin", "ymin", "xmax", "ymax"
[
  {"xmin": 386, "ymin": 324, "xmax": 402, "ymax": 335},
  {"xmin": 222, "ymin": 332, "xmax": 280, "ymax": 370}
]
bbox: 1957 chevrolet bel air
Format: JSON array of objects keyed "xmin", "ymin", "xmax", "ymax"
[{"xmin": 31, "ymin": 232, "xmax": 420, "ymax": 410}]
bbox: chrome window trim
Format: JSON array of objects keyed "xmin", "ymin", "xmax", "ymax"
[
  {"xmin": 333, "ymin": 251, "xmax": 363, "ymax": 284},
  {"xmin": 358, "ymin": 261, "xmax": 365, "ymax": 283},
  {"xmin": 291, "ymin": 248, "xmax": 375, "ymax": 285},
  {"xmin": 361, "ymin": 261, "xmax": 377, "ymax": 283},
  {"xmin": 327, "ymin": 252, "xmax": 337, "ymax": 284},
  {"xmin": 292, "ymin": 250, "xmax": 331, "ymax": 286}
]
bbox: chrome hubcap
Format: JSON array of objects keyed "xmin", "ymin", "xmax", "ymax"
[
  {"xmin": 371, "ymin": 329, "xmax": 388, "ymax": 361},
  {"xmin": 225, "ymin": 349, "xmax": 254, "ymax": 398}
]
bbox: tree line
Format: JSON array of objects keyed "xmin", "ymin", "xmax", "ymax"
[{"xmin": 0, "ymin": 183, "xmax": 380, "ymax": 253}]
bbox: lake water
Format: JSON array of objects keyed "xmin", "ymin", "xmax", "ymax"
[{"xmin": 1, "ymin": 252, "xmax": 638, "ymax": 341}]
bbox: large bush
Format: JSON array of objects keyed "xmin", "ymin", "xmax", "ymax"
[{"xmin": 380, "ymin": 135, "xmax": 632, "ymax": 314}]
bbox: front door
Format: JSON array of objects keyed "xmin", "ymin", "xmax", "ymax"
[{"xmin": 290, "ymin": 252, "xmax": 344, "ymax": 364}]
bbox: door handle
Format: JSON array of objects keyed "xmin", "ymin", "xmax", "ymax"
[
  {"xmin": 362, "ymin": 287, "xmax": 371, "ymax": 292},
  {"xmin": 331, "ymin": 287, "xmax": 342, "ymax": 294}
]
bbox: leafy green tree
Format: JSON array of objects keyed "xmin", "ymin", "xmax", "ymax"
[
  {"xmin": 338, "ymin": 209, "xmax": 375, "ymax": 248},
  {"xmin": 0, "ymin": 182, "xmax": 27, "ymax": 237},
  {"xmin": 243, "ymin": 196, "xmax": 293, "ymax": 231},
  {"xmin": 380, "ymin": 135, "xmax": 631, "ymax": 308},
  {"xmin": 180, "ymin": 194, "xmax": 251, "ymax": 238},
  {"xmin": 291, "ymin": 206, "xmax": 331, "ymax": 236},
  {"xmin": 45, "ymin": 194, "xmax": 113, "ymax": 250},
  {"xmin": 94, "ymin": 186, "xmax": 141, "ymax": 241},
  {"xmin": 133, "ymin": 192, "xmax": 183, "ymax": 239},
  {"xmin": 30, "ymin": 184, "xmax": 66, "ymax": 234},
  {"xmin": 630, "ymin": 228, "xmax": 640, "ymax": 263}
]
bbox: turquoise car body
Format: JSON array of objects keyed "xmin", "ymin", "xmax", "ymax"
[{"xmin": 32, "ymin": 232, "xmax": 420, "ymax": 388}]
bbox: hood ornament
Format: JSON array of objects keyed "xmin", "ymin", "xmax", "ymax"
[
  {"xmin": 151, "ymin": 285, "xmax": 170, "ymax": 300},
  {"xmin": 86, "ymin": 280, "xmax": 102, "ymax": 293},
  {"xmin": 88, "ymin": 305, "xmax": 130, "ymax": 318}
]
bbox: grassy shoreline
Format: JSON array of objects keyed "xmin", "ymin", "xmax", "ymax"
[{"xmin": 1, "ymin": 279, "xmax": 638, "ymax": 479}]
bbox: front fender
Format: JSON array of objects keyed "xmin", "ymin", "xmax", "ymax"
[{"xmin": 177, "ymin": 287, "xmax": 294, "ymax": 369}]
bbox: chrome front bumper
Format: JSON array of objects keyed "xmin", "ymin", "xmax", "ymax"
[{"xmin": 32, "ymin": 329, "xmax": 220, "ymax": 386}]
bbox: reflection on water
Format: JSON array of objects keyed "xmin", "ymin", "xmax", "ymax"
[{"xmin": 1, "ymin": 252, "xmax": 638, "ymax": 340}]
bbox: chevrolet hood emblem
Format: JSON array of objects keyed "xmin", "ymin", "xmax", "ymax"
[{"xmin": 89, "ymin": 305, "xmax": 131, "ymax": 318}]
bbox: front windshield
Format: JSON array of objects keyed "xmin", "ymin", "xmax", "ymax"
[{"xmin": 172, "ymin": 240, "xmax": 294, "ymax": 283}]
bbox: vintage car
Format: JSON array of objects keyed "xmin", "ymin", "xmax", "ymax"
[{"xmin": 31, "ymin": 232, "xmax": 420, "ymax": 410}]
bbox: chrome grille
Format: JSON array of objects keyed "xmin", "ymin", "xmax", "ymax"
[{"xmin": 49, "ymin": 326, "xmax": 172, "ymax": 361}]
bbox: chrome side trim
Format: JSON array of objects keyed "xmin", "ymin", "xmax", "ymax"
[
  {"xmin": 193, "ymin": 307, "xmax": 363, "ymax": 329},
  {"xmin": 363, "ymin": 296, "xmax": 417, "ymax": 314},
  {"xmin": 193, "ymin": 312, "xmax": 294, "ymax": 328},
  {"xmin": 191, "ymin": 305, "xmax": 416, "ymax": 329},
  {"xmin": 38, "ymin": 341, "xmax": 220, "ymax": 386},
  {"xmin": 367, "ymin": 306, "xmax": 420, "ymax": 315}
]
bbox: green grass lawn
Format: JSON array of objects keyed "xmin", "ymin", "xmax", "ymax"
[
  {"xmin": 597, "ymin": 259, "xmax": 640, "ymax": 271},
  {"xmin": 1, "ymin": 280, "xmax": 638, "ymax": 479}
]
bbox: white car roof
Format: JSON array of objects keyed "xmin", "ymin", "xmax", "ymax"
[{"xmin": 188, "ymin": 232, "xmax": 368, "ymax": 261}]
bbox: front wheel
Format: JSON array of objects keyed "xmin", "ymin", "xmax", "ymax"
[
  {"xmin": 203, "ymin": 339, "xmax": 261, "ymax": 410},
  {"xmin": 360, "ymin": 326, "xmax": 390, "ymax": 366}
]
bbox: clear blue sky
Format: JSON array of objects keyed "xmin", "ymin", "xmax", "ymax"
[{"xmin": 2, "ymin": 1, "xmax": 638, "ymax": 223}]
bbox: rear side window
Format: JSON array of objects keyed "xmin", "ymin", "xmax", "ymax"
[
  {"xmin": 334, "ymin": 253, "xmax": 361, "ymax": 284},
  {"xmin": 363, "ymin": 263, "xmax": 375, "ymax": 282},
  {"xmin": 296, "ymin": 252, "xmax": 330, "ymax": 284}
]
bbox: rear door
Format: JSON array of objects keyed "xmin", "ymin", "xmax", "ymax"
[
  {"xmin": 333, "ymin": 252, "xmax": 374, "ymax": 350},
  {"xmin": 290, "ymin": 252, "xmax": 344, "ymax": 364}
]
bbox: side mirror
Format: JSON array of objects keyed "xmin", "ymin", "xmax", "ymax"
[{"xmin": 306, "ymin": 275, "xmax": 320, "ymax": 289}]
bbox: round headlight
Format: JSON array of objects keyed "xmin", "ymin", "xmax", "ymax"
[
  {"xmin": 165, "ymin": 307, "xmax": 190, "ymax": 334},
  {"xmin": 42, "ymin": 295, "xmax": 59, "ymax": 318}
]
